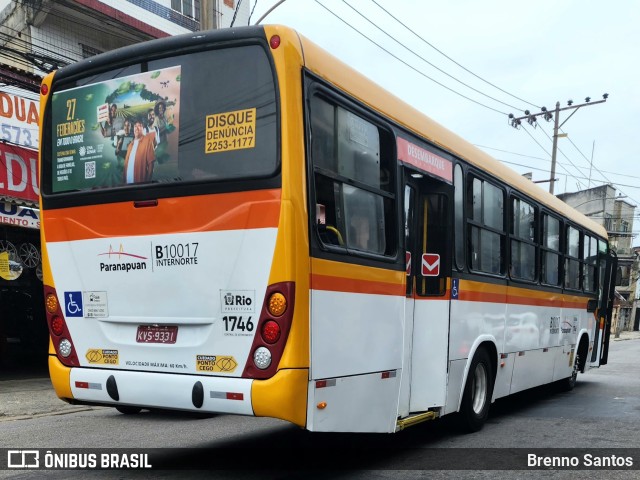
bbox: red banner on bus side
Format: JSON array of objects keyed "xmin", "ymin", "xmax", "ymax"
[
  {"xmin": 0, "ymin": 142, "xmax": 40, "ymax": 203},
  {"xmin": 396, "ymin": 137, "xmax": 453, "ymax": 183}
]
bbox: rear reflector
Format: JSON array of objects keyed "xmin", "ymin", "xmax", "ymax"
[
  {"xmin": 315, "ymin": 379, "xmax": 336, "ymax": 389},
  {"xmin": 209, "ymin": 391, "xmax": 244, "ymax": 401},
  {"xmin": 75, "ymin": 381, "xmax": 102, "ymax": 390}
]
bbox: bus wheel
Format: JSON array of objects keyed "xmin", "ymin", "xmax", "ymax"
[
  {"xmin": 458, "ymin": 348, "xmax": 494, "ymax": 433},
  {"xmin": 558, "ymin": 353, "xmax": 580, "ymax": 392},
  {"xmin": 116, "ymin": 405, "xmax": 142, "ymax": 415}
]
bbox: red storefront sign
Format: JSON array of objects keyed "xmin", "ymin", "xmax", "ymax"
[{"xmin": 0, "ymin": 142, "xmax": 40, "ymax": 203}]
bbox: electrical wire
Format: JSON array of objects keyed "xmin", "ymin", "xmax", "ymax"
[
  {"xmin": 535, "ymin": 124, "xmax": 593, "ymax": 186},
  {"xmin": 496, "ymin": 158, "xmax": 640, "ymax": 191},
  {"xmin": 546, "ymin": 126, "xmax": 640, "ymax": 207},
  {"xmin": 341, "ymin": 0, "xmax": 527, "ymax": 112},
  {"xmin": 230, "ymin": 0, "xmax": 245, "ymax": 27},
  {"xmin": 519, "ymin": 123, "xmax": 588, "ymax": 191},
  {"xmin": 480, "ymin": 143, "xmax": 640, "ymax": 182},
  {"xmin": 313, "ymin": 0, "xmax": 509, "ymax": 115},
  {"xmin": 248, "ymin": 0, "xmax": 259, "ymax": 25},
  {"xmin": 367, "ymin": 0, "xmax": 540, "ymax": 110}
]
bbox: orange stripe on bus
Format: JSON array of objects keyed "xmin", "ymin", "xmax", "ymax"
[
  {"xmin": 311, "ymin": 272, "xmax": 592, "ymax": 308},
  {"xmin": 310, "ymin": 258, "xmax": 404, "ymax": 284},
  {"xmin": 310, "ymin": 274, "xmax": 405, "ymax": 296},
  {"xmin": 42, "ymin": 189, "xmax": 282, "ymax": 242}
]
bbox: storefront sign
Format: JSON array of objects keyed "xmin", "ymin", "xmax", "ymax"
[
  {"xmin": 0, "ymin": 202, "xmax": 40, "ymax": 229},
  {"xmin": 0, "ymin": 142, "xmax": 39, "ymax": 203},
  {"xmin": 0, "ymin": 91, "xmax": 39, "ymax": 149}
]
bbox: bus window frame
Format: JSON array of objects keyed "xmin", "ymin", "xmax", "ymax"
[
  {"xmin": 40, "ymin": 36, "xmax": 282, "ymax": 210},
  {"xmin": 583, "ymin": 232, "xmax": 598, "ymax": 294},
  {"xmin": 508, "ymin": 193, "xmax": 539, "ymax": 285},
  {"xmin": 465, "ymin": 170, "xmax": 507, "ymax": 278},
  {"xmin": 564, "ymin": 222, "xmax": 584, "ymax": 292},
  {"xmin": 540, "ymin": 210, "xmax": 563, "ymax": 289},
  {"xmin": 304, "ymin": 75, "xmax": 400, "ymax": 267}
]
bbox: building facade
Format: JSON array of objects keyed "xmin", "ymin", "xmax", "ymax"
[
  {"xmin": 558, "ymin": 184, "xmax": 639, "ymax": 334},
  {"xmin": 0, "ymin": 0, "xmax": 250, "ymax": 77}
]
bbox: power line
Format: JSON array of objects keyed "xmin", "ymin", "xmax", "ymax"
[
  {"xmin": 313, "ymin": 0, "xmax": 509, "ymax": 115},
  {"xmin": 496, "ymin": 158, "xmax": 640, "ymax": 191},
  {"xmin": 535, "ymin": 124, "xmax": 595, "ymax": 186},
  {"xmin": 367, "ymin": 0, "xmax": 540, "ymax": 110},
  {"xmin": 475, "ymin": 144, "xmax": 547, "ymax": 161},
  {"xmin": 534, "ymin": 128, "xmax": 636, "ymax": 198},
  {"xmin": 519, "ymin": 123, "xmax": 588, "ymax": 191},
  {"xmin": 230, "ymin": 0, "xmax": 244, "ymax": 27},
  {"xmin": 248, "ymin": 0, "xmax": 259, "ymax": 25},
  {"xmin": 479, "ymin": 144, "xmax": 640, "ymax": 182},
  {"xmin": 509, "ymin": 97, "xmax": 608, "ymax": 194},
  {"xmin": 341, "ymin": 0, "xmax": 526, "ymax": 112}
]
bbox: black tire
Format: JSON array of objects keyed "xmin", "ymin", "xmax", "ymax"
[
  {"xmin": 558, "ymin": 352, "xmax": 580, "ymax": 392},
  {"xmin": 115, "ymin": 405, "xmax": 142, "ymax": 415},
  {"xmin": 458, "ymin": 348, "xmax": 494, "ymax": 433}
]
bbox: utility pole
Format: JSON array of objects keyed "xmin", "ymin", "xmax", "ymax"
[{"xmin": 508, "ymin": 94, "xmax": 608, "ymax": 194}]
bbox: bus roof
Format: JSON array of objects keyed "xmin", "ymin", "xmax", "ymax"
[{"xmin": 281, "ymin": 26, "xmax": 607, "ymax": 240}]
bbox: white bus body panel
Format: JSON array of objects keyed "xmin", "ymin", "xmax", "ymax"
[
  {"xmin": 446, "ymin": 293, "xmax": 592, "ymax": 411},
  {"xmin": 47, "ymin": 228, "xmax": 277, "ymax": 382},
  {"xmin": 309, "ymin": 289, "xmax": 404, "ymax": 432},
  {"xmin": 448, "ymin": 298, "xmax": 506, "ymax": 363},
  {"xmin": 306, "ymin": 371, "xmax": 401, "ymax": 433},
  {"xmin": 309, "ymin": 290, "xmax": 404, "ymax": 380}
]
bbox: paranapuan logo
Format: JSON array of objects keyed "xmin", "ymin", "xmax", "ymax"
[{"xmin": 98, "ymin": 244, "xmax": 148, "ymax": 273}]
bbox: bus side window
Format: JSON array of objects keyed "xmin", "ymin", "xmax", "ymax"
[
  {"xmin": 467, "ymin": 175, "xmax": 505, "ymax": 275},
  {"xmin": 310, "ymin": 95, "xmax": 343, "ymax": 247},
  {"xmin": 309, "ymin": 92, "xmax": 394, "ymax": 256},
  {"xmin": 510, "ymin": 197, "xmax": 537, "ymax": 282},
  {"xmin": 541, "ymin": 213, "xmax": 561, "ymax": 286},
  {"xmin": 313, "ymin": 178, "xmax": 344, "ymax": 247},
  {"xmin": 344, "ymin": 186, "xmax": 385, "ymax": 254},
  {"xmin": 564, "ymin": 225, "xmax": 581, "ymax": 290}
]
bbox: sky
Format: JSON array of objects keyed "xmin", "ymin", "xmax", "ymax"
[{"xmin": 249, "ymin": 0, "xmax": 640, "ymax": 236}]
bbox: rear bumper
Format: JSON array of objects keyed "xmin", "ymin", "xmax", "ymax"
[
  {"xmin": 48, "ymin": 355, "xmax": 309, "ymax": 426},
  {"xmin": 52, "ymin": 357, "xmax": 254, "ymax": 415}
]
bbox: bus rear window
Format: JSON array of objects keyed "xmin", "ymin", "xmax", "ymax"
[{"xmin": 48, "ymin": 45, "xmax": 277, "ymax": 194}]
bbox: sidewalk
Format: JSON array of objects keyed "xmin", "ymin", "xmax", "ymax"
[
  {"xmin": 0, "ymin": 363, "xmax": 103, "ymax": 421},
  {"xmin": 612, "ymin": 329, "xmax": 640, "ymax": 342},
  {"xmin": 1, "ymin": 331, "xmax": 638, "ymax": 421},
  {"xmin": 0, "ymin": 375, "xmax": 103, "ymax": 421}
]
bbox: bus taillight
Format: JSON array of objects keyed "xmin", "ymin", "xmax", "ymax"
[
  {"xmin": 44, "ymin": 286, "xmax": 80, "ymax": 367},
  {"xmin": 50, "ymin": 316, "xmax": 64, "ymax": 336},
  {"xmin": 243, "ymin": 282, "xmax": 295, "ymax": 379},
  {"xmin": 261, "ymin": 320, "xmax": 281, "ymax": 344}
]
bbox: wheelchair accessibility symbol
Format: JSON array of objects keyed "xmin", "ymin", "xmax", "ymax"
[
  {"xmin": 451, "ymin": 278, "xmax": 459, "ymax": 300},
  {"xmin": 65, "ymin": 291, "xmax": 83, "ymax": 317}
]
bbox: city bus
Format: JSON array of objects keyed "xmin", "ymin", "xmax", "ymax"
[{"xmin": 38, "ymin": 25, "xmax": 617, "ymax": 433}]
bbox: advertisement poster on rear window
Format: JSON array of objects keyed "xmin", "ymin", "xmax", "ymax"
[{"xmin": 51, "ymin": 66, "xmax": 181, "ymax": 192}]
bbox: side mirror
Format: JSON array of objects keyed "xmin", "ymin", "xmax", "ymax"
[{"xmin": 586, "ymin": 299, "xmax": 598, "ymax": 313}]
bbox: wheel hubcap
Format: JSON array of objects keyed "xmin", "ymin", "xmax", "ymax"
[{"xmin": 471, "ymin": 363, "xmax": 488, "ymax": 414}]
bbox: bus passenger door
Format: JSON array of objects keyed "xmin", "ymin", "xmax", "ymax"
[
  {"xmin": 403, "ymin": 171, "xmax": 453, "ymax": 413},
  {"xmin": 591, "ymin": 250, "xmax": 617, "ymax": 367}
]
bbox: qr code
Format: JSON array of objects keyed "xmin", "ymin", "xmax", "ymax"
[{"xmin": 85, "ymin": 161, "xmax": 96, "ymax": 179}]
